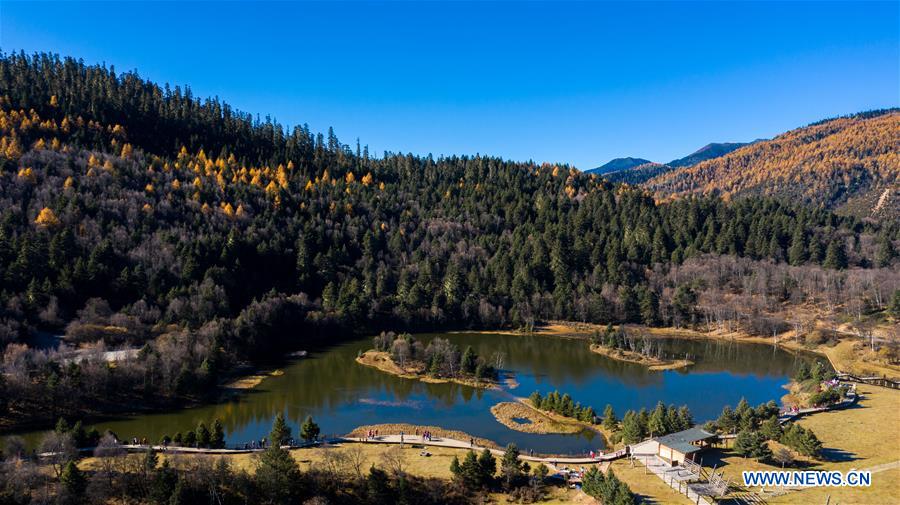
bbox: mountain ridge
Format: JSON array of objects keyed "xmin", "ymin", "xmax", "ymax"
[
  {"xmin": 585, "ymin": 157, "xmax": 652, "ymax": 175},
  {"xmin": 644, "ymin": 109, "xmax": 900, "ymax": 218}
]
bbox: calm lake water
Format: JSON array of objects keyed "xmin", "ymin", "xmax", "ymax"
[{"xmin": 11, "ymin": 332, "xmax": 814, "ymax": 455}]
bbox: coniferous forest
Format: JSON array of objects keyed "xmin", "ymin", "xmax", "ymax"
[{"xmin": 0, "ymin": 52, "xmax": 898, "ymax": 426}]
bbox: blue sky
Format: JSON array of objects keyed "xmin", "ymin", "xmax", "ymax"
[{"xmin": 1, "ymin": 1, "xmax": 897, "ymax": 168}]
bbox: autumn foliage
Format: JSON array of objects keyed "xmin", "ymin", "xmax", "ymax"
[{"xmin": 646, "ymin": 110, "xmax": 899, "ymax": 218}]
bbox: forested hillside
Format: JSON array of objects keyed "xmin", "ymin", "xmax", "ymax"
[
  {"xmin": 645, "ymin": 110, "xmax": 900, "ymax": 218},
  {"xmin": 605, "ymin": 162, "xmax": 670, "ymax": 185},
  {"xmin": 0, "ymin": 52, "xmax": 897, "ymax": 424},
  {"xmin": 667, "ymin": 142, "xmax": 751, "ymax": 168}
]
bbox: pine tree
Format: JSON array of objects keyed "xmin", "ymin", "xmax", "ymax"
[
  {"xmin": 477, "ymin": 448, "xmax": 496, "ymax": 487},
  {"xmin": 618, "ymin": 285, "xmax": 640, "ymax": 323},
  {"xmin": 461, "ymin": 346, "xmax": 477, "ymax": 375},
  {"xmin": 648, "ymin": 402, "xmax": 668, "ymax": 436},
  {"xmin": 150, "ymin": 460, "xmax": 178, "ymax": 504},
  {"xmin": 787, "ymin": 227, "xmax": 807, "ymax": 265},
  {"xmin": 677, "ymin": 405, "xmax": 693, "ymax": 430},
  {"xmin": 638, "ymin": 287, "xmax": 660, "ymax": 326},
  {"xmin": 889, "ymin": 290, "xmax": 900, "ymax": 319},
  {"xmin": 734, "ymin": 429, "xmax": 771, "ymax": 461},
  {"xmin": 875, "ymin": 234, "xmax": 896, "ymax": 267},
  {"xmin": 621, "ymin": 411, "xmax": 644, "ymax": 444},
  {"xmin": 759, "ymin": 416, "xmax": 783, "ymax": 441},
  {"xmin": 270, "ymin": 412, "xmax": 291, "ymax": 446},
  {"xmin": 256, "ymin": 443, "xmax": 301, "ymax": 503},
  {"xmin": 211, "ymin": 419, "xmax": 226, "ymax": 448},
  {"xmin": 300, "ymin": 415, "xmax": 320, "ymax": 443},
  {"xmin": 529, "ymin": 391, "xmax": 543, "ymax": 408},
  {"xmin": 500, "ymin": 443, "xmax": 522, "ymax": 489},
  {"xmin": 458, "ymin": 450, "xmax": 481, "ymax": 489},
  {"xmin": 581, "ymin": 466, "xmax": 605, "ymax": 498},
  {"xmin": 196, "ymin": 422, "xmax": 211, "ymax": 448},
  {"xmin": 60, "ymin": 460, "xmax": 87, "ymax": 500},
  {"xmin": 824, "ymin": 239, "xmax": 848, "ymax": 269},
  {"xmin": 795, "ymin": 361, "xmax": 810, "ymax": 381},
  {"xmin": 602, "ymin": 404, "xmax": 618, "ymax": 431},
  {"xmin": 143, "ymin": 447, "xmax": 158, "ymax": 472},
  {"xmin": 717, "ymin": 406, "xmax": 738, "ymax": 433},
  {"xmin": 366, "ymin": 466, "xmax": 394, "ymax": 504}
]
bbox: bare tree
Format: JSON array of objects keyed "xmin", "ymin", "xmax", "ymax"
[
  {"xmin": 344, "ymin": 446, "xmax": 367, "ymax": 479},
  {"xmin": 94, "ymin": 433, "xmax": 125, "ymax": 487},
  {"xmin": 38, "ymin": 431, "xmax": 77, "ymax": 478},
  {"xmin": 379, "ymin": 445, "xmax": 406, "ymax": 477}
]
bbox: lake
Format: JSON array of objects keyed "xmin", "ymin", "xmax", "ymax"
[{"xmin": 10, "ymin": 332, "xmax": 814, "ymax": 455}]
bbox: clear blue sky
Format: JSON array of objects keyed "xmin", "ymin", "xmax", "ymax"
[{"xmin": 1, "ymin": 1, "xmax": 897, "ymax": 168}]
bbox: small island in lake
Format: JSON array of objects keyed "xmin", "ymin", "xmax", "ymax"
[
  {"xmin": 491, "ymin": 399, "xmax": 597, "ymax": 435},
  {"xmin": 590, "ymin": 325, "xmax": 694, "ymax": 371},
  {"xmin": 356, "ymin": 332, "xmax": 500, "ymax": 389}
]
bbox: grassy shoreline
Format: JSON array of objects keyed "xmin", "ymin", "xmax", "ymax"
[
  {"xmin": 467, "ymin": 321, "xmax": 899, "ymax": 379},
  {"xmin": 490, "ymin": 401, "xmax": 589, "ymax": 435},
  {"xmin": 355, "ymin": 350, "xmax": 499, "ymax": 390},
  {"xmin": 346, "ymin": 423, "xmax": 499, "ymax": 449},
  {"xmin": 589, "ymin": 343, "xmax": 694, "ymax": 371}
]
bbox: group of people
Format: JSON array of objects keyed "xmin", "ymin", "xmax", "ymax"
[
  {"xmin": 361, "ymin": 428, "xmax": 440, "ymax": 443},
  {"xmin": 241, "ymin": 437, "xmax": 273, "ymax": 450}
]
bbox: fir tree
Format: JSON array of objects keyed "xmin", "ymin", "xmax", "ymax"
[
  {"xmin": 60, "ymin": 460, "xmax": 87, "ymax": 501},
  {"xmin": 824, "ymin": 239, "xmax": 848, "ymax": 269},
  {"xmin": 300, "ymin": 415, "xmax": 320, "ymax": 443}
]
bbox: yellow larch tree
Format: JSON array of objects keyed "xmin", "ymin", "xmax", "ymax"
[
  {"xmin": 17, "ymin": 167, "xmax": 36, "ymax": 183},
  {"xmin": 34, "ymin": 207, "xmax": 60, "ymax": 228}
]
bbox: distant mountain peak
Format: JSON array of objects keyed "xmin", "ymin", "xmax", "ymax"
[
  {"xmin": 645, "ymin": 110, "xmax": 899, "ymax": 218},
  {"xmin": 585, "ymin": 157, "xmax": 653, "ymax": 175},
  {"xmin": 667, "ymin": 142, "xmax": 751, "ymax": 168}
]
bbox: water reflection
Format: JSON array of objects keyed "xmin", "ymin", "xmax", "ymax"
[{"xmin": 9, "ymin": 333, "xmax": 813, "ymax": 455}]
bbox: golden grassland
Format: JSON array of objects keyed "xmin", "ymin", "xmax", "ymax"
[
  {"xmin": 355, "ymin": 351, "xmax": 499, "ymax": 390},
  {"xmin": 572, "ymin": 385, "xmax": 899, "ymax": 505},
  {"xmin": 346, "ymin": 424, "xmax": 499, "ymax": 450},
  {"xmin": 222, "ymin": 369, "xmax": 284, "ymax": 390},
  {"xmin": 605, "ymin": 459, "xmax": 694, "ymax": 505},
  {"xmin": 820, "ymin": 339, "xmax": 900, "ymax": 378},
  {"xmin": 589, "ymin": 344, "xmax": 694, "ymax": 371},
  {"xmin": 78, "ymin": 443, "xmax": 464, "ymax": 479},
  {"xmin": 490, "ymin": 401, "xmax": 586, "ymax": 435},
  {"xmin": 78, "ymin": 443, "xmax": 600, "ymax": 504},
  {"xmin": 711, "ymin": 386, "xmax": 900, "ymax": 505}
]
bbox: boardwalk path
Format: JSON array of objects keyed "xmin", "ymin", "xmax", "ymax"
[
  {"xmin": 110, "ymin": 435, "xmax": 627, "ymax": 467},
  {"xmin": 342, "ymin": 434, "xmax": 628, "ymax": 465}
]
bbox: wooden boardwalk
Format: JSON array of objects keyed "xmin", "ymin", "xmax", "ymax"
[
  {"xmin": 62, "ymin": 435, "xmax": 629, "ymax": 467},
  {"xmin": 342, "ymin": 434, "xmax": 629, "ymax": 465},
  {"xmin": 836, "ymin": 372, "xmax": 900, "ymax": 390}
]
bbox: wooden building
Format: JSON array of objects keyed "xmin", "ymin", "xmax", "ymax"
[{"xmin": 648, "ymin": 427, "xmax": 717, "ymax": 465}]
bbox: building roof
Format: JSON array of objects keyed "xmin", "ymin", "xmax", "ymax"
[{"xmin": 653, "ymin": 427, "xmax": 716, "ymax": 455}]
